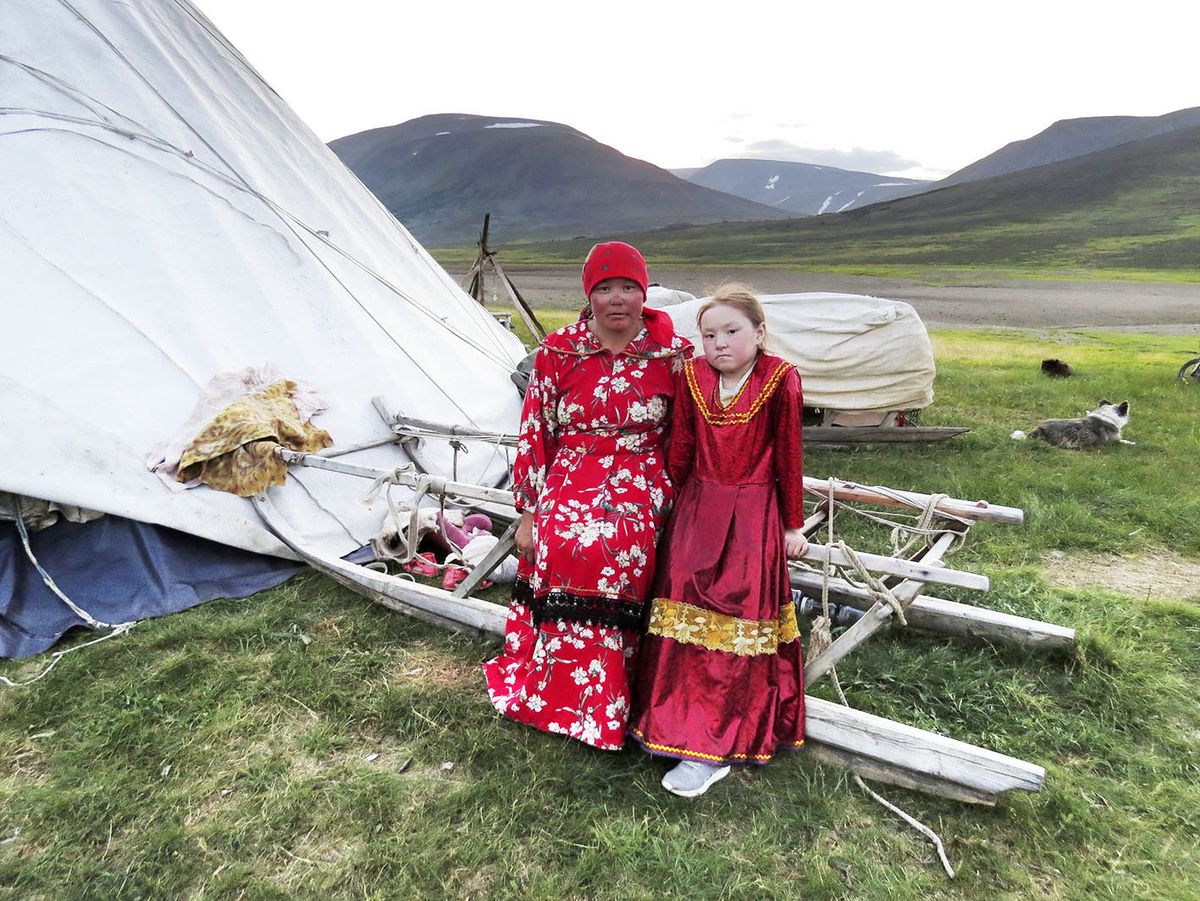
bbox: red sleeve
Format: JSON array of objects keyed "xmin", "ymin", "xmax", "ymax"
[
  {"xmin": 511, "ymin": 346, "xmax": 560, "ymax": 513},
  {"xmin": 667, "ymin": 365, "xmax": 697, "ymax": 490},
  {"xmin": 772, "ymin": 366, "xmax": 805, "ymax": 530}
]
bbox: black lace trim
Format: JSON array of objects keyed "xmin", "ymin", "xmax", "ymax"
[{"xmin": 513, "ymin": 578, "xmax": 645, "ymax": 631}]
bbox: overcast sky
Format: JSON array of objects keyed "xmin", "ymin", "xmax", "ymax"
[{"xmin": 196, "ymin": 0, "xmax": 1199, "ymax": 181}]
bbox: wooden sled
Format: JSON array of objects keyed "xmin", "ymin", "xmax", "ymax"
[
  {"xmin": 257, "ymin": 445, "xmax": 1052, "ymax": 806},
  {"xmin": 805, "ymin": 425, "xmax": 971, "ymax": 444}
]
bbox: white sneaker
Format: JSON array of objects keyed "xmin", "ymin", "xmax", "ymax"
[{"xmin": 661, "ymin": 759, "xmax": 731, "ymax": 797}]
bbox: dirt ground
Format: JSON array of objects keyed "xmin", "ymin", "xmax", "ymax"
[
  {"xmin": 451, "ymin": 266, "xmax": 1200, "ymax": 334},
  {"xmin": 1043, "ymin": 547, "xmax": 1200, "ymax": 603}
]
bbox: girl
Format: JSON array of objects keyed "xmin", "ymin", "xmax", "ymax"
[
  {"xmin": 483, "ymin": 241, "xmax": 691, "ymax": 750},
  {"xmin": 630, "ymin": 284, "xmax": 808, "ymax": 797}
]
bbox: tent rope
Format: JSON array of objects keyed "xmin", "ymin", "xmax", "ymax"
[
  {"xmin": 2, "ymin": 498, "xmax": 137, "ymax": 689},
  {"xmin": 807, "ymin": 478, "xmax": 956, "ymax": 879}
]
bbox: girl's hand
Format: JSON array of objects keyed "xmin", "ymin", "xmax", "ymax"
[
  {"xmin": 784, "ymin": 528, "xmax": 809, "ymax": 559},
  {"xmin": 514, "ymin": 511, "xmax": 536, "ymax": 562}
]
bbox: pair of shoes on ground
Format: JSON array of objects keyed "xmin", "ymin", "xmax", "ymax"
[
  {"xmin": 662, "ymin": 759, "xmax": 731, "ymax": 797},
  {"xmin": 402, "ymin": 552, "xmax": 438, "ymax": 577},
  {"xmin": 442, "ymin": 565, "xmax": 489, "ymax": 592},
  {"xmin": 402, "ymin": 553, "xmax": 490, "ymax": 591}
]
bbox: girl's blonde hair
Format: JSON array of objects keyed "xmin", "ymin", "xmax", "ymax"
[{"xmin": 697, "ymin": 283, "xmax": 769, "ymax": 348}]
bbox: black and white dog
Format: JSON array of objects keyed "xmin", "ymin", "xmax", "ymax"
[{"xmin": 1012, "ymin": 400, "xmax": 1133, "ymax": 448}]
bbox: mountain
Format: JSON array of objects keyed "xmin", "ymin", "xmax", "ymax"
[
  {"xmin": 532, "ymin": 125, "xmax": 1200, "ymax": 273},
  {"xmin": 676, "ymin": 158, "xmax": 931, "ymax": 214},
  {"xmin": 329, "ymin": 114, "xmax": 790, "ymax": 245},
  {"xmin": 942, "ymin": 106, "xmax": 1200, "ymax": 186}
]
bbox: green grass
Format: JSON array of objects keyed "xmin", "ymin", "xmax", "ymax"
[{"xmin": 3, "ymin": 330, "xmax": 1200, "ymax": 899}]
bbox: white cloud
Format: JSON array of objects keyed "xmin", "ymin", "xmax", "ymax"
[
  {"xmin": 196, "ymin": 0, "xmax": 1200, "ymax": 176},
  {"xmin": 732, "ymin": 140, "xmax": 925, "ymax": 177}
]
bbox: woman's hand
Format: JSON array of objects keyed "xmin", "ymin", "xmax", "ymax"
[
  {"xmin": 514, "ymin": 511, "xmax": 536, "ymax": 562},
  {"xmin": 784, "ymin": 528, "xmax": 809, "ymax": 559}
]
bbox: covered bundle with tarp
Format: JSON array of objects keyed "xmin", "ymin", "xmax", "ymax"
[
  {"xmin": 0, "ymin": 0, "xmax": 526, "ymax": 656},
  {"xmin": 650, "ymin": 292, "xmax": 936, "ymax": 420}
]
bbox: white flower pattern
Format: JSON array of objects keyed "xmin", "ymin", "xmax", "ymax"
[{"xmin": 483, "ymin": 315, "xmax": 691, "ymax": 750}]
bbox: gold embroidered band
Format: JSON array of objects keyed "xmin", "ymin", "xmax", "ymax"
[
  {"xmin": 685, "ymin": 358, "xmax": 793, "ymax": 426},
  {"xmin": 645, "ymin": 596, "xmax": 800, "ymax": 656},
  {"xmin": 630, "ymin": 730, "xmax": 804, "ymax": 762}
]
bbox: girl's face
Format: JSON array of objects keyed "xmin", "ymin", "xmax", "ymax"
[
  {"xmin": 700, "ymin": 303, "xmax": 764, "ymax": 379},
  {"xmin": 588, "ymin": 278, "xmax": 645, "ymax": 334}
]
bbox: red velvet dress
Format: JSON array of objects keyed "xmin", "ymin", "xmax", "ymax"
[
  {"xmin": 630, "ymin": 352, "xmax": 805, "ymax": 765},
  {"xmin": 483, "ymin": 310, "xmax": 690, "ymax": 750}
]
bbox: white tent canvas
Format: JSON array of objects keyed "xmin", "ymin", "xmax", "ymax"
[
  {"xmin": 650, "ymin": 292, "xmax": 936, "ymax": 415},
  {"xmin": 0, "ymin": 0, "xmax": 526, "ymax": 560}
]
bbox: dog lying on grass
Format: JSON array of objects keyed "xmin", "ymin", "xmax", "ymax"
[{"xmin": 1011, "ymin": 400, "xmax": 1133, "ymax": 448}]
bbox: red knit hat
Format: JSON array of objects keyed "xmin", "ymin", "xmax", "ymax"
[{"xmin": 581, "ymin": 241, "xmax": 648, "ymax": 297}]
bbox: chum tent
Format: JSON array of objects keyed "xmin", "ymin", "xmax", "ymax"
[{"xmin": 1, "ymin": 0, "xmax": 527, "ymax": 655}]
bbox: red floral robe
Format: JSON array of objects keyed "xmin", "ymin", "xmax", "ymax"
[
  {"xmin": 630, "ymin": 352, "xmax": 806, "ymax": 765},
  {"xmin": 483, "ymin": 310, "xmax": 690, "ymax": 750}
]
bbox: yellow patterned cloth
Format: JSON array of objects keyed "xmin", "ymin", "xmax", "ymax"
[
  {"xmin": 645, "ymin": 596, "xmax": 800, "ymax": 657},
  {"xmin": 177, "ymin": 380, "xmax": 332, "ymax": 497}
]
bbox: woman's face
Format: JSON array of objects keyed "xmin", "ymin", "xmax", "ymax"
[
  {"xmin": 700, "ymin": 303, "xmax": 764, "ymax": 379},
  {"xmin": 588, "ymin": 278, "xmax": 645, "ymax": 335}
]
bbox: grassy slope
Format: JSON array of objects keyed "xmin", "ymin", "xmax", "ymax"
[
  {"xmin": 3, "ymin": 331, "xmax": 1200, "ymax": 899},
  {"xmin": 433, "ymin": 127, "xmax": 1200, "ymax": 282}
]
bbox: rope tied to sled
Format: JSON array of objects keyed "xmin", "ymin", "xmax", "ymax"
[{"xmin": 807, "ymin": 478, "xmax": 956, "ymax": 879}]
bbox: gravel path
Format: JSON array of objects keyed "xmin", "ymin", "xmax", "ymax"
[{"xmin": 450, "ymin": 267, "xmax": 1200, "ymax": 335}]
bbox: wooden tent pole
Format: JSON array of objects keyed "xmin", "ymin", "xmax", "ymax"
[
  {"xmin": 804, "ymin": 477, "xmax": 1024, "ymax": 526},
  {"xmin": 459, "ymin": 212, "xmax": 545, "ymax": 339},
  {"xmin": 465, "ymin": 213, "xmax": 490, "ymax": 304},
  {"xmin": 491, "ymin": 256, "xmax": 546, "ymax": 341}
]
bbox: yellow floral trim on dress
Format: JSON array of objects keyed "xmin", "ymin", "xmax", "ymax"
[
  {"xmin": 645, "ymin": 596, "xmax": 801, "ymax": 656},
  {"xmin": 685, "ymin": 357, "xmax": 793, "ymax": 426},
  {"xmin": 630, "ymin": 729, "xmax": 804, "ymax": 763}
]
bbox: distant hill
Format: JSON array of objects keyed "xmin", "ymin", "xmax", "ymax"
[
  {"xmin": 329, "ymin": 114, "xmax": 790, "ymax": 245},
  {"xmin": 676, "ymin": 158, "xmax": 931, "ymax": 214},
  {"xmin": 942, "ymin": 106, "xmax": 1200, "ymax": 186},
  {"xmin": 527, "ymin": 125, "xmax": 1200, "ymax": 273}
]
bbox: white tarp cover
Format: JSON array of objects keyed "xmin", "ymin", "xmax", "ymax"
[
  {"xmin": 653, "ymin": 293, "xmax": 936, "ymax": 413},
  {"xmin": 0, "ymin": 0, "xmax": 527, "ymax": 558}
]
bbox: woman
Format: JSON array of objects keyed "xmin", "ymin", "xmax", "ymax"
[{"xmin": 483, "ymin": 241, "xmax": 690, "ymax": 750}]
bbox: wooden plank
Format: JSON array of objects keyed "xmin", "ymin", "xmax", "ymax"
[
  {"xmin": 790, "ymin": 570, "xmax": 1075, "ymax": 651},
  {"xmin": 803, "ymin": 476, "xmax": 1025, "ymax": 526},
  {"xmin": 805, "ymin": 426, "xmax": 971, "ymax": 444},
  {"xmin": 255, "ymin": 494, "xmax": 1045, "ymax": 805},
  {"xmin": 492, "ymin": 257, "xmax": 546, "ymax": 341},
  {"xmin": 252, "ymin": 494, "xmax": 509, "ymax": 636},
  {"xmin": 804, "ymin": 696, "xmax": 1045, "ymax": 800},
  {"xmin": 803, "ymin": 531, "xmax": 958, "ymax": 684},
  {"xmin": 452, "ymin": 521, "xmax": 518, "ymax": 599},
  {"xmin": 386, "ymin": 414, "xmax": 520, "ymax": 447},
  {"xmin": 275, "ymin": 449, "xmax": 518, "ymax": 510},
  {"xmin": 800, "ymin": 508, "xmax": 828, "ymax": 536},
  {"xmin": 801, "ymin": 539, "xmax": 989, "ymax": 591},
  {"xmin": 903, "ymin": 595, "xmax": 1075, "ymax": 650},
  {"xmin": 802, "ymin": 741, "xmax": 999, "ymax": 805}
]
